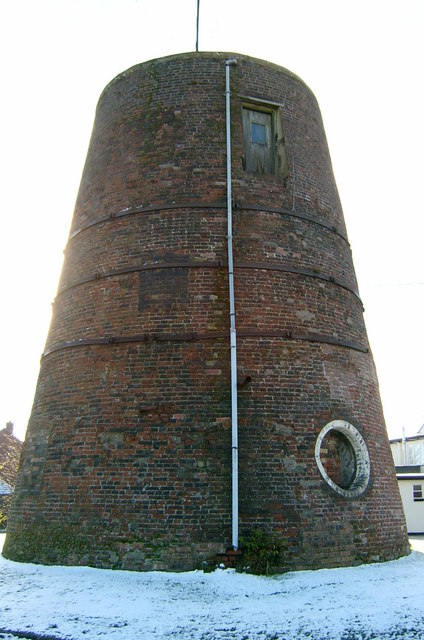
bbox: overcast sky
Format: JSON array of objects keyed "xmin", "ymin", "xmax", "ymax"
[{"xmin": 1, "ymin": 0, "xmax": 423, "ymax": 441}]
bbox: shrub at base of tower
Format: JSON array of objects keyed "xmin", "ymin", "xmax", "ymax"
[{"xmin": 236, "ymin": 530, "xmax": 286, "ymax": 575}]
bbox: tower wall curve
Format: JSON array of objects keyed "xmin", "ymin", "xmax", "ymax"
[{"xmin": 4, "ymin": 52, "xmax": 409, "ymax": 571}]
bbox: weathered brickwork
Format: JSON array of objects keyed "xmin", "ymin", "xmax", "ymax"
[{"xmin": 4, "ymin": 52, "xmax": 409, "ymax": 571}]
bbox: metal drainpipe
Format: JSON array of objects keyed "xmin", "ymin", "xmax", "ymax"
[{"xmin": 225, "ymin": 58, "xmax": 238, "ymax": 550}]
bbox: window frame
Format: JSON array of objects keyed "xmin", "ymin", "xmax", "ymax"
[
  {"xmin": 239, "ymin": 95, "xmax": 289, "ymax": 178},
  {"xmin": 242, "ymin": 106, "xmax": 274, "ymax": 173},
  {"xmin": 413, "ymin": 484, "xmax": 424, "ymax": 502}
]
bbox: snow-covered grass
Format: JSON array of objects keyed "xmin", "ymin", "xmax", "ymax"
[{"xmin": 1, "ymin": 534, "xmax": 423, "ymax": 640}]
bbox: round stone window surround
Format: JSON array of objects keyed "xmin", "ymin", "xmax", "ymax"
[{"xmin": 315, "ymin": 420, "xmax": 371, "ymax": 498}]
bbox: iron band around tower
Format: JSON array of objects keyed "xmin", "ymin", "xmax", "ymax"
[
  {"xmin": 67, "ymin": 202, "xmax": 350, "ymax": 245},
  {"xmin": 42, "ymin": 332, "xmax": 368, "ymax": 358},
  {"xmin": 55, "ymin": 260, "xmax": 362, "ymax": 303}
]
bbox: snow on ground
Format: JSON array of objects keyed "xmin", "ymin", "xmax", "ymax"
[{"xmin": 1, "ymin": 534, "xmax": 424, "ymax": 640}]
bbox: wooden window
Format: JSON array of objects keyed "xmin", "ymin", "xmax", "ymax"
[
  {"xmin": 242, "ymin": 108, "xmax": 273, "ymax": 173},
  {"xmin": 413, "ymin": 484, "xmax": 424, "ymax": 501},
  {"xmin": 241, "ymin": 103, "xmax": 289, "ymax": 178}
]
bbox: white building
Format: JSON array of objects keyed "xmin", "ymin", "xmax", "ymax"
[{"xmin": 390, "ymin": 431, "xmax": 424, "ymax": 534}]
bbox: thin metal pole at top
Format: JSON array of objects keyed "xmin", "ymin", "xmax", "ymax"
[{"xmin": 196, "ymin": 0, "xmax": 200, "ymax": 52}]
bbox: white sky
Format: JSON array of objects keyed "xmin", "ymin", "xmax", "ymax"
[{"xmin": 0, "ymin": 0, "xmax": 423, "ymax": 442}]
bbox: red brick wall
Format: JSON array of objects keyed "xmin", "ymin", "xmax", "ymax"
[{"xmin": 4, "ymin": 53, "xmax": 409, "ymax": 571}]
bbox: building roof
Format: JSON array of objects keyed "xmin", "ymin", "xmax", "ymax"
[{"xmin": 390, "ymin": 433, "xmax": 424, "ymax": 444}]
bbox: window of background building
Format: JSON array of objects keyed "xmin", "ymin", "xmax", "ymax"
[{"xmin": 413, "ymin": 484, "xmax": 423, "ymax": 501}]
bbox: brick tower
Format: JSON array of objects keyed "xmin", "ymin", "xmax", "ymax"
[{"xmin": 4, "ymin": 53, "xmax": 409, "ymax": 571}]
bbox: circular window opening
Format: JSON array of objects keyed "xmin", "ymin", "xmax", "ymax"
[
  {"xmin": 315, "ymin": 420, "xmax": 370, "ymax": 498},
  {"xmin": 320, "ymin": 430, "xmax": 357, "ymax": 489}
]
